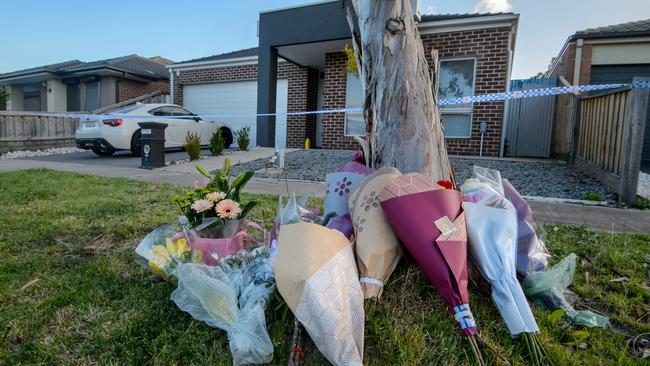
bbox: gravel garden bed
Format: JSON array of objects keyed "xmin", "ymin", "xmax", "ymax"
[{"xmin": 231, "ymin": 149, "xmax": 617, "ymax": 202}]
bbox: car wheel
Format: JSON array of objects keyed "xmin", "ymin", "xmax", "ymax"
[
  {"xmin": 131, "ymin": 130, "xmax": 142, "ymax": 156},
  {"xmin": 91, "ymin": 147, "xmax": 115, "ymax": 157},
  {"xmin": 221, "ymin": 127, "xmax": 233, "ymax": 148}
]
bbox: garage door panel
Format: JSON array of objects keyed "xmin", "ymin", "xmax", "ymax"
[{"xmin": 183, "ymin": 80, "xmax": 288, "ymax": 148}]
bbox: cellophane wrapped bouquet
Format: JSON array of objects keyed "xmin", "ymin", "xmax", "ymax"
[
  {"xmin": 461, "ymin": 166, "xmax": 553, "ymax": 365},
  {"xmin": 172, "ymin": 246, "xmax": 276, "ymax": 365}
]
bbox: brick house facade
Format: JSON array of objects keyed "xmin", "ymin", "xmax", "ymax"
[
  {"xmin": 169, "ymin": 12, "xmax": 518, "ymax": 156},
  {"xmin": 171, "ymin": 61, "xmax": 317, "ymax": 148},
  {"xmin": 118, "ymin": 79, "xmax": 170, "ymax": 102}
]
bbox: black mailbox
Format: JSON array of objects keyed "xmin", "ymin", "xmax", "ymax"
[{"xmin": 138, "ymin": 122, "xmax": 167, "ymax": 169}]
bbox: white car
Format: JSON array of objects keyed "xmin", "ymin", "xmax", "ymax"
[{"xmin": 75, "ymin": 103, "xmax": 233, "ymax": 156}]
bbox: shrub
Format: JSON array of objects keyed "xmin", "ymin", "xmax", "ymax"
[
  {"xmin": 582, "ymin": 192, "xmax": 604, "ymax": 202},
  {"xmin": 631, "ymin": 196, "xmax": 650, "ymax": 210},
  {"xmin": 235, "ymin": 126, "xmax": 251, "ymax": 151},
  {"xmin": 184, "ymin": 132, "xmax": 202, "ymax": 161},
  {"xmin": 209, "ymin": 129, "xmax": 225, "ymax": 156}
]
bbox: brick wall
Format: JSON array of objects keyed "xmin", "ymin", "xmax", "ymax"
[
  {"xmin": 548, "ymin": 42, "xmax": 593, "ymax": 85},
  {"xmin": 118, "ymin": 79, "xmax": 169, "ymax": 102},
  {"xmin": 320, "ymin": 52, "xmax": 359, "ymax": 150},
  {"xmin": 320, "ymin": 28, "xmax": 511, "ymax": 154},
  {"xmin": 421, "ymin": 27, "xmax": 511, "ymax": 156},
  {"xmin": 172, "ymin": 61, "xmax": 315, "ymax": 148}
]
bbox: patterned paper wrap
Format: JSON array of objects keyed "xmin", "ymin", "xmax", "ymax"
[
  {"xmin": 273, "ymin": 223, "xmax": 364, "ymax": 366},
  {"xmin": 348, "ymin": 167, "xmax": 402, "ymax": 299},
  {"xmin": 324, "ymin": 172, "xmax": 364, "ymax": 217}
]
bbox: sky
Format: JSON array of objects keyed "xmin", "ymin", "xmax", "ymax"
[{"xmin": 1, "ymin": 0, "xmax": 649, "ymax": 79}]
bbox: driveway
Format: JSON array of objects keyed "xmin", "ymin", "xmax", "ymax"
[{"xmin": 20, "ymin": 149, "xmax": 193, "ymax": 169}]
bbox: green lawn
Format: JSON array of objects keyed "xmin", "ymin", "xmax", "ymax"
[{"xmin": 0, "ymin": 169, "xmax": 648, "ymax": 365}]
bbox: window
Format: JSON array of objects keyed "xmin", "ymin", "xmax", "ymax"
[
  {"xmin": 345, "ymin": 72, "xmax": 365, "ymax": 136},
  {"xmin": 84, "ymin": 81, "xmax": 100, "ymax": 111},
  {"xmin": 438, "ymin": 58, "xmax": 476, "ymax": 138},
  {"xmin": 168, "ymin": 106, "xmax": 195, "ymax": 117}
]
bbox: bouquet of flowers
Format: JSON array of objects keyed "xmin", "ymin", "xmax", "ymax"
[
  {"xmin": 172, "ymin": 159, "xmax": 257, "ymax": 238},
  {"xmin": 170, "ymin": 159, "xmax": 266, "ymax": 263},
  {"xmin": 172, "ymin": 246, "xmax": 276, "ymax": 365},
  {"xmin": 273, "ymin": 223, "xmax": 364, "ymax": 366},
  {"xmin": 461, "ymin": 166, "xmax": 553, "ymax": 365},
  {"xmin": 135, "ymin": 218, "xmax": 202, "ymax": 281},
  {"xmin": 379, "ymin": 172, "xmax": 483, "ymax": 364},
  {"xmin": 348, "ymin": 167, "xmax": 402, "ymax": 300}
]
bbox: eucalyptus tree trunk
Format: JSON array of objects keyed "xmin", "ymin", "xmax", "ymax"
[{"xmin": 344, "ymin": 0, "xmax": 451, "ymax": 182}]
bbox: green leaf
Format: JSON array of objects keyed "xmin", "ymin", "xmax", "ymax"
[
  {"xmin": 239, "ymin": 201, "xmax": 257, "ymax": 220},
  {"xmin": 195, "ymin": 164, "xmax": 212, "ymax": 178},
  {"xmin": 222, "ymin": 158, "xmax": 231, "ymax": 177},
  {"xmin": 549, "ymin": 309, "xmax": 565, "ymax": 325},
  {"xmin": 570, "ymin": 330, "xmax": 589, "ymax": 342},
  {"xmin": 230, "ymin": 171, "xmax": 254, "ymax": 201}
]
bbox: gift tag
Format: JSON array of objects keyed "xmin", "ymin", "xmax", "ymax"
[{"xmin": 434, "ymin": 216, "xmax": 457, "ymax": 236}]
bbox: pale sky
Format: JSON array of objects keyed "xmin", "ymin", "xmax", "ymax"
[{"xmin": 1, "ymin": 0, "xmax": 649, "ymax": 79}]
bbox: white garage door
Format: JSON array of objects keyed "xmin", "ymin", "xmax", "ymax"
[{"xmin": 183, "ymin": 79, "xmax": 288, "ymax": 148}]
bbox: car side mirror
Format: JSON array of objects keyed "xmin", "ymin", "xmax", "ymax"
[{"xmin": 192, "ymin": 117, "xmax": 201, "ymax": 122}]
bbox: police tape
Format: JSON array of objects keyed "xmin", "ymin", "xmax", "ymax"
[{"xmin": 4, "ymin": 80, "xmax": 649, "ymax": 120}]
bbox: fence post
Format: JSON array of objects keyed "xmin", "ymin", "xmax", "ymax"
[
  {"xmin": 619, "ymin": 77, "xmax": 649, "ymax": 205},
  {"xmin": 569, "ymin": 96, "xmax": 582, "ymax": 165}
]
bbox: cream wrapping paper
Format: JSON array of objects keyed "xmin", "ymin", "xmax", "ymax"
[
  {"xmin": 273, "ymin": 223, "xmax": 364, "ymax": 366},
  {"xmin": 348, "ymin": 167, "xmax": 402, "ymax": 299}
]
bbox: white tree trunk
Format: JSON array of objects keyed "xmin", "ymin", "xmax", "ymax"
[{"xmin": 345, "ymin": 0, "xmax": 451, "ymax": 182}]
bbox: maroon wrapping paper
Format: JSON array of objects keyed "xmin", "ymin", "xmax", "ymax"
[{"xmin": 380, "ymin": 189, "xmax": 476, "ymax": 336}]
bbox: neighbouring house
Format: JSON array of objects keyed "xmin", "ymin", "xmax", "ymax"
[
  {"xmin": 0, "ymin": 55, "xmax": 173, "ymax": 112},
  {"xmin": 168, "ymin": 1, "xmax": 518, "ymax": 155},
  {"xmin": 546, "ymin": 18, "xmax": 650, "ymax": 164}
]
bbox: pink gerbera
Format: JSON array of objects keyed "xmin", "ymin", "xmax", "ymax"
[{"xmin": 215, "ymin": 199, "xmax": 242, "ymax": 219}]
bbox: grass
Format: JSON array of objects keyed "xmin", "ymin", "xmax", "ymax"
[
  {"xmin": 1, "ymin": 169, "xmax": 648, "ymax": 365},
  {"xmin": 582, "ymin": 192, "xmax": 605, "ymax": 202}
]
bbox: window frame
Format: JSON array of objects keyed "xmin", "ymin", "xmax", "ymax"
[
  {"xmin": 437, "ymin": 57, "xmax": 477, "ymax": 139},
  {"xmin": 344, "ymin": 71, "xmax": 365, "ymax": 137},
  {"xmin": 84, "ymin": 80, "xmax": 101, "ymax": 111}
]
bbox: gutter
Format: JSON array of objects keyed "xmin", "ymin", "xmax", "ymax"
[
  {"xmin": 169, "ymin": 68, "xmax": 174, "ymax": 104},
  {"xmin": 167, "ymin": 56, "xmax": 259, "ymax": 70},
  {"xmin": 572, "ymin": 38, "xmax": 584, "ymax": 85},
  {"xmin": 499, "ymin": 18, "xmax": 518, "ymax": 157}
]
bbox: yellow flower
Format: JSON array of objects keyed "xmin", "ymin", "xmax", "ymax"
[
  {"xmin": 152, "ymin": 244, "xmax": 171, "ymax": 266},
  {"xmin": 206, "ymin": 191, "xmax": 227, "ymax": 202},
  {"xmin": 192, "ymin": 250, "xmax": 203, "ymax": 263},
  {"xmin": 148, "ymin": 260, "xmax": 168, "ymax": 279}
]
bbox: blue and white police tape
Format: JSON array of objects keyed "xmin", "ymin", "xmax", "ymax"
[
  {"xmin": 3, "ymin": 80, "xmax": 649, "ymax": 120},
  {"xmin": 437, "ymin": 80, "xmax": 650, "ymax": 106}
]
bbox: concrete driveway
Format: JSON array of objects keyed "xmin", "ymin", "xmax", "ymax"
[
  {"xmin": 0, "ymin": 147, "xmax": 323, "ymax": 196},
  {"xmin": 20, "ymin": 148, "xmax": 191, "ymax": 169}
]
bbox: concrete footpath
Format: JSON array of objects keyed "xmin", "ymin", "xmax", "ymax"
[{"xmin": 0, "ymin": 149, "xmax": 648, "ymax": 233}]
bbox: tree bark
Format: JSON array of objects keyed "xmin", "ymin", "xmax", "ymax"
[{"xmin": 344, "ymin": 0, "xmax": 451, "ymax": 182}]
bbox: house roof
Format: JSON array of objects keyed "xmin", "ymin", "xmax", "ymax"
[
  {"xmin": 172, "ymin": 48, "xmax": 259, "ymax": 65},
  {"xmin": 571, "ymin": 18, "xmax": 650, "ymax": 40},
  {"xmin": 171, "ymin": 12, "xmax": 516, "ymax": 67},
  {"xmin": 420, "ymin": 12, "xmax": 514, "ymax": 22},
  {"xmin": 0, "ymin": 55, "xmax": 171, "ymax": 82}
]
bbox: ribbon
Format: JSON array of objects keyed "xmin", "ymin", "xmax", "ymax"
[
  {"xmin": 453, "ymin": 304, "xmax": 476, "ymax": 330},
  {"xmin": 359, "ymin": 277, "xmax": 385, "ymax": 287},
  {"xmin": 5, "ymin": 81, "xmax": 649, "ymax": 120}
]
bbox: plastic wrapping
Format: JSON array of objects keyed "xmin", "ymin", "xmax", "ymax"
[
  {"xmin": 462, "ymin": 167, "xmax": 540, "ymax": 335},
  {"xmin": 135, "ymin": 218, "xmax": 200, "ymax": 280},
  {"xmin": 171, "ymin": 247, "xmax": 276, "ymax": 365},
  {"xmin": 522, "ymin": 254, "xmax": 609, "ymax": 328},
  {"xmin": 502, "ymin": 179, "xmax": 550, "ymax": 277}
]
